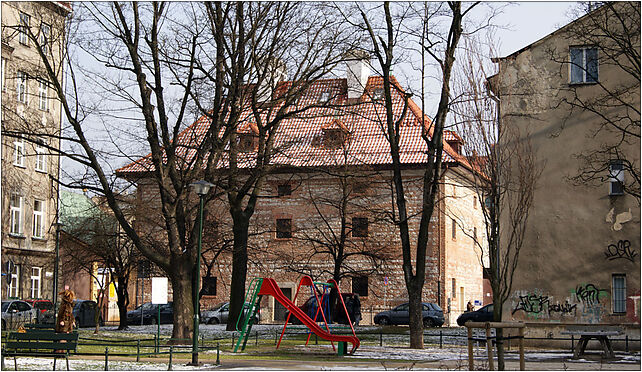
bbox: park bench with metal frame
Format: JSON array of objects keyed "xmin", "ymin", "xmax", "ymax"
[
  {"xmin": 2, "ymin": 329, "xmax": 78, "ymax": 371},
  {"xmin": 561, "ymin": 325, "xmax": 623, "ymax": 359}
]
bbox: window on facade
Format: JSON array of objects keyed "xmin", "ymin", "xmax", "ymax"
[
  {"xmin": 10, "ymin": 194, "xmax": 24, "ymax": 235},
  {"xmin": 473, "ymin": 196, "xmax": 477, "ymax": 208},
  {"xmin": 31, "ymin": 267, "xmax": 41, "ymax": 298},
  {"xmin": 19, "ymin": 12, "xmax": 30, "ymax": 45},
  {"xmin": 612, "ymin": 274, "xmax": 626, "ymax": 313},
  {"xmin": 276, "ymin": 218, "xmax": 292, "ymax": 239},
  {"xmin": 236, "ymin": 133, "xmax": 257, "ymax": 152},
  {"xmin": 33, "ymin": 199, "xmax": 45, "ymax": 239},
  {"xmin": 352, "ymin": 217, "xmax": 368, "ymax": 237},
  {"xmin": 352, "ymin": 182, "xmax": 369, "ymax": 195},
  {"xmin": 352, "ymin": 276, "xmax": 369, "ymax": 297},
  {"xmin": 609, "ymin": 160, "xmax": 625, "ymax": 196},
  {"xmin": 13, "ymin": 135, "xmax": 25, "ymax": 167},
  {"xmin": 17, "ymin": 71, "xmax": 28, "ymax": 103},
  {"xmin": 40, "ymin": 23, "xmax": 51, "ymax": 55},
  {"xmin": 9, "ymin": 265, "xmax": 20, "ymax": 298},
  {"xmin": 277, "ymin": 184, "xmax": 292, "ymax": 197},
  {"xmin": 570, "ymin": 46, "xmax": 598, "ymax": 83},
  {"xmin": 201, "ymin": 276, "xmax": 217, "ymax": 296},
  {"xmin": 35, "ymin": 138, "xmax": 47, "ymax": 172},
  {"xmin": 38, "ymin": 80, "xmax": 48, "ymax": 111},
  {"xmin": 451, "ymin": 218, "xmax": 457, "ymax": 240},
  {"xmin": 452, "ymin": 278, "xmax": 456, "ymax": 298}
]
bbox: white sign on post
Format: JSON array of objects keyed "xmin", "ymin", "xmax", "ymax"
[{"xmin": 151, "ymin": 277, "xmax": 168, "ymax": 305}]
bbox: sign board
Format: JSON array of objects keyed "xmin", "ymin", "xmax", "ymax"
[
  {"xmin": 383, "ymin": 276, "xmax": 389, "ymax": 285},
  {"xmin": 474, "ymin": 300, "xmax": 482, "ymax": 306},
  {"xmin": 151, "ymin": 277, "xmax": 168, "ymax": 305}
]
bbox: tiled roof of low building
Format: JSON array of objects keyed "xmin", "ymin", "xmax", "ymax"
[{"xmin": 117, "ymin": 76, "xmax": 471, "ymax": 175}]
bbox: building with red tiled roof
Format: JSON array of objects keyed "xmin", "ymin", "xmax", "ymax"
[{"xmin": 118, "ymin": 70, "xmax": 489, "ymax": 326}]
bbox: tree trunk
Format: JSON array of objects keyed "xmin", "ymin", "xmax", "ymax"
[
  {"xmin": 227, "ymin": 213, "xmax": 249, "ymax": 331},
  {"xmin": 116, "ymin": 275, "xmax": 130, "ymax": 330},
  {"xmin": 407, "ymin": 280, "xmax": 424, "ymax": 348},
  {"xmin": 493, "ymin": 296, "xmax": 505, "ymax": 370},
  {"xmin": 170, "ymin": 259, "xmax": 194, "ymax": 344}
]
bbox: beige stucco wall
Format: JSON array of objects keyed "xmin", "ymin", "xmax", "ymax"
[
  {"xmin": 495, "ymin": 4, "xmax": 640, "ymax": 325},
  {"xmin": 1, "ymin": 2, "xmax": 67, "ymax": 300}
]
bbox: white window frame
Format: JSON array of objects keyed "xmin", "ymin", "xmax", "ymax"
[
  {"xmin": 17, "ymin": 71, "xmax": 28, "ymax": 103},
  {"xmin": 33, "ymin": 199, "xmax": 45, "ymax": 239},
  {"xmin": 10, "ymin": 194, "xmax": 24, "ymax": 235},
  {"xmin": 38, "ymin": 80, "xmax": 48, "ymax": 111},
  {"xmin": 612, "ymin": 274, "xmax": 626, "ymax": 314},
  {"xmin": 19, "ymin": 12, "xmax": 30, "ymax": 45},
  {"xmin": 2, "ymin": 57, "xmax": 6, "ymax": 92},
  {"xmin": 30, "ymin": 267, "xmax": 42, "ymax": 299},
  {"xmin": 13, "ymin": 135, "xmax": 25, "ymax": 167},
  {"xmin": 609, "ymin": 160, "xmax": 625, "ymax": 196},
  {"xmin": 35, "ymin": 138, "xmax": 47, "ymax": 173},
  {"xmin": 9, "ymin": 265, "xmax": 20, "ymax": 298},
  {"xmin": 40, "ymin": 23, "xmax": 51, "ymax": 55},
  {"xmin": 569, "ymin": 46, "xmax": 599, "ymax": 84}
]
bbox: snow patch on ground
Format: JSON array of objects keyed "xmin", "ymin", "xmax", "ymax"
[{"xmin": 4, "ymin": 357, "xmax": 219, "ymax": 371}]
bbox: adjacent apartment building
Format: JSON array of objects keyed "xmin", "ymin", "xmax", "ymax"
[
  {"xmin": 118, "ymin": 62, "xmax": 490, "ymax": 325},
  {"xmin": 1, "ymin": 2, "xmax": 70, "ymax": 301},
  {"xmin": 491, "ymin": 2, "xmax": 640, "ymax": 331}
]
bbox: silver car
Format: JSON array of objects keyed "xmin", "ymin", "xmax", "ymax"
[
  {"xmin": 2, "ymin": 300, "xmax": 37, "ymax": 329},
  {"xmin": 201, "ymin": 302, "xmax": 260, "ymax": 325}
]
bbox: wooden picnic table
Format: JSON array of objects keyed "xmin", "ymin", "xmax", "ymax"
[{"xmin": 561, "ymin": 326, "xmax": 623, "ymax": 359}]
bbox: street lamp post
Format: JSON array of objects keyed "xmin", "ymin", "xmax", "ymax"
[
  {"xmin": 189, "ymin": 180, "xmax": 213, "ymax": 366},
  {"xmin": 53, "ymin": 222, "xmax": 64, "ymax": 325}
]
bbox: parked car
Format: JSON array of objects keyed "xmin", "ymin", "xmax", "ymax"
[
  {"xmin": 285, "ymin": 293, "xmax": 361, "ymax": 326},
  {"xmin": 201, "ymin": 302, "xmax": 260, "ymax": 325},
  {"xmin": 1, "ymin": 300, "xmax": 37, "ymax": 329},
  {"xmin": 25, "ymin": 299, "xmax": 54, "ymax": 324},
  {"xmin": 374, "ymin": 302, "xmax": 444, "ymax": 327},
  {"xmin": 73, "ymin": 300, "xmax": 104, "ymax": 328},
  {"xmin": 127, "ymin": 302, "xmax": 174, "ymax": 325},
  {"xmin": 457, "ymin": 304, "xmax": 494, "ymax": 326}
]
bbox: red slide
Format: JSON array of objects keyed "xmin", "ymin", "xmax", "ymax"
[{"xmin": 258, "ymin": 278, "xmax": 360, "ymax": 354}]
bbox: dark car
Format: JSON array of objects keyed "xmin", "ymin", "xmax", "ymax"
[
  {"xmin": 127, "ymin": 302, "xmax": 173, "ymax": 325},
  {"xmin": 25, "ymin": 299, "xmax": 54, "ymax": 324},
  {"xmin": 285, "ymin": 293, "xmax": 361, "ymax": 326},
  {"xmin": 201, "ymin": 302, "xmax": 260, "ymax": 325},
  {"xmin": 73, "ymin": 300, "xmax": 104, "ymax": 328},
  {"xmin": 457, "ymin": 304, "xmax": 494, "ymax": 326},
  {"xmin": 374, "ymin": 302, "xmax": 444, "ymax": 327}
]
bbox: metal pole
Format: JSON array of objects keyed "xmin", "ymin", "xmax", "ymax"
[
  {"xmin": 53, "ymin": 224, "xmax": 62, "ymax": 325},
  {"xmin": 104, "ymin": 347, "xmax": 109, "ymax": 371},
  {"xmin": 191, "ymin": 195, "xmax": 204, "ymax": 365},
  {"xmin": 216, "ymin": 343, "xmax": 220, "ymax": 365}
]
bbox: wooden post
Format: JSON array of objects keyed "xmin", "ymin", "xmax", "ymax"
[
  {"xmin": 485, "ymin": 324, "xmax": 494, "ymax": 371},
  {"xmin": 519, "ymin": 327, "xmax": 525, "ymax": 371},
  {"xmin": 136, "ymin": 339, "xmax": 140, "ymax": 362},
  {"xmin": 467, "ymin": 326, "xmax": 474, "ymax": 370}
]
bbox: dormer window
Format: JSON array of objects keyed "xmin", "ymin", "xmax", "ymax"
[
  {"xmin": 609, "ymin": 159, "xmax": 625, "ymax": 196},
  {"xmin": 236, "ymin": 133, "xmax": 257, "ymax": 152},
  {"xmin": 372, "ymin": 88, "xmax": 384, "ymax": 101},
  {"xmin": 319, "ymin": 91, "xmax": 330, "ymax": 103},
  {"xmin": 321, "ymin": 118, "xmax": 349, "ymax": 149}
]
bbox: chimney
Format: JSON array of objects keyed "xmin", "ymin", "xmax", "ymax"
[
  {"xmin": 345, "ymin": 50, "xmax": 370, "ymax": 99},
  {"xmin": 257, "ymin": 57, "xmax": 287, "ymax": 102}
]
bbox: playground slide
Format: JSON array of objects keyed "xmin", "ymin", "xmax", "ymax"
[{"xmin": 259, "ymin": 278, "xmax": 360, "ymax": 354}]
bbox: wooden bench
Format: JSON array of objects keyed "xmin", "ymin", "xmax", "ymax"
[
  {"xmin": 561, "ymin": 325, "xmax": 623, "ymax": 359},
  {"xmin": 3, "ymin": 330, "xmax": 79, "ymax": 370}
]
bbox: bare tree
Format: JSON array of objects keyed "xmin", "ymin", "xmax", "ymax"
[
  {"xmin": 452, "ymin": 34, "xmax": 541, "ymax": 370},
  {"xmin": 2, "ymin": 2, "xmax": 354, "ymax": 341},
  {"xmin": 548, "ymin": 2, "xmax": 640, "ymax": 202},
  {"xmin": 354, "ymin": 1, "xmax": 477, "ymax": 348}
]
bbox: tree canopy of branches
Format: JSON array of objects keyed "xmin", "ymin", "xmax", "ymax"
[
  {"xmin": 4, "ymin": 1, "xmax": 356, "ymax": 341},
  {"xmin": 552, "ymin": 2, "xmax": 640, "ymax": 202},
  {"xmin": 353, "ymin": 1, "xmax": 478, "ymax": 348}
]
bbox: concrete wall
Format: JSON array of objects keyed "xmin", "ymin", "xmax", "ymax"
[{"xmin": 495, "ymin": 4, "xmax": 640, "ymax": 326}]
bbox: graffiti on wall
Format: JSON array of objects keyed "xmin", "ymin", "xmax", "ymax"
[
  {"xmin": 512, "ymin": 293, "xmax": 550, "ymax": 317},
  {"xmin": 604, "ymin": 240, "xmax": 637, "ymax": 262},
  {"xmin": 512, "ymin": 283, "xmax": 610, "ymax": 323}
]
